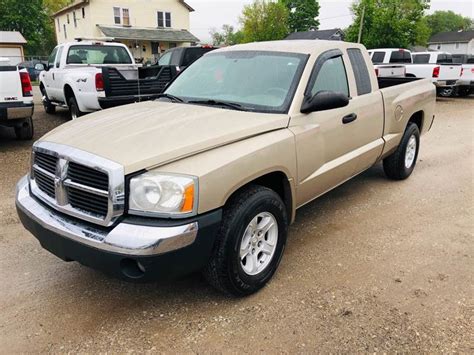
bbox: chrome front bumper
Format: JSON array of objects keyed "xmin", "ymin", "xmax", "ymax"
[{"xmin": 15, "ymin": 175, "xmax": 198, "ymax": 256}]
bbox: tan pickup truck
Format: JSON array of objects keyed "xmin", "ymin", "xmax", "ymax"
[{"xmin": 16, "ymin": 40, "xmax": 436, "ymax": 296}]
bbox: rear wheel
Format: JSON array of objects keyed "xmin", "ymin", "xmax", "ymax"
[
  {"xmin": 40, "ymin": 86, "xmax": 56, "ymax": 114},
  {"xmin": 68, "ymin": 96, "xmax": 83, "ymax": 120},
  {"xmin": 383, "ymin": 123, "xmax": 420, "ymax": 180},
  {"xmin": 203, "ymin": 185, "xmax": 288, "ymax": 296},
  {"xmin": 14, "ymin": 117, "xmax": 34, "ymax": 140}
]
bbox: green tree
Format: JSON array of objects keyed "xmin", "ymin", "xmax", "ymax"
[
  {"xmin": 240, "ymin": 0, "xmax": 290, "ymax": 43},
  {"xmin": 0, "ymin": 0, "xmax": 72, "ymax": 55},
  {"xmin": 425, "ymin": 10, "xmax": 473, "ymax": 37},
  {"xmin": 210, "ymin": 24, "xmax": 244, "ymax": 46},
  {"xmin": 280, "ymin": 0, "xmax": 320, "ymax": 32},
  {"xmin": 345, "ymin": 0, "xmax": 430, "ymax": 48}
]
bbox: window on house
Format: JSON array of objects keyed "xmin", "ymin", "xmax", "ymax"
[
  {"xmin": 437, "ymin": 44, "xmax": 441, "ymax": 50},
  {"xmin": 455, "ymin": 42, "xmax": 460, "ymax": 49},
  {"xmin": 57, "ymin": 18, "xmax": 60, "ymax": 32},
  {"xmin": 157, "ymin": 12, "xmax": 172, "ymax": 28},
  {"xmin": 73, "ymin": 11, "xmax": 77, "ymax": 27},
  {"xmin": 82, "ymin": 7, "xmax": 85, "ymax": 18},
  {"xmin": 122, "ymin": 8, "xmax": 130, "ymax": 26},
  {"xmin": 113, "ymin": 7, "xmax": 130, "ymax": 25},
  {"xmin": 63, "ymin": 24, "xmax": 67, "ymax": 39},
  {"xmin": 67, "ymin": 14, "xmax": 70, "ymax": 24},
  {"xmin": 113, "ymin": 7, "xmax": 121, "ymax": 24}
]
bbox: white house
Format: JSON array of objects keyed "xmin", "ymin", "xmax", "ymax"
[
  {"xmin": 428, "ymin": 30, "xmax": 474, "ymax": 55},
  {"xmin": 52, "ymin": 0, "xmax": 199, "ymax": 63},
  {"xmin": 0, "ymin": 31, "xmax": 27, "ymax": 65}
]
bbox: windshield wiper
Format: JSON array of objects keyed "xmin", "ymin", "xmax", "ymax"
[
  {"xmin": 156, "ymin": 93, "xmax": 185, "ymax": 103},
  {"xmin": 187, "ymin": 99, "xmax": 246, "ymax": 111}
]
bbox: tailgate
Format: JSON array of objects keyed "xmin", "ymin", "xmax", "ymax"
[
  {"xmin": 438, "ymin": 64, "xmax": 462, "ymax": 81},
  {"xmin": 0, "ymin": 66, "xmax": 22, "ymax": 103},
  {"xmin": 102, "ymin": 66, "xmax": 178, "ymax": 98},
  {"xmin": 377, "ymin": 65, "xmax": 406, "ymax": 78}
]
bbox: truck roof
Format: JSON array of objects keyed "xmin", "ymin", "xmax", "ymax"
[{"xmin": 214, "ymin": 40, "xmax": 367, "ymax": 55}]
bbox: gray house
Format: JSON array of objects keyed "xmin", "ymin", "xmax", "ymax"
[
  {"xmin": 286, "ymin": 28, "xmax": 345, "ymax": 41},
  {"xmin": 428, "ymin": 30, "xmax": 474, "ymax": 55}
]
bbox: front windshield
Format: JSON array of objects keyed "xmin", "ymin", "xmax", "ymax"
[{"xmin": 165, "ymin": 51, "xmax": 308, "ymax": 113}]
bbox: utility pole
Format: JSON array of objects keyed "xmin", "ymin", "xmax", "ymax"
[{"xmin": 357, "ymin": 5, "xmax": 365, "ymax": 43}]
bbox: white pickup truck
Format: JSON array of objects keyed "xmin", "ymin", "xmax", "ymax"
[
  {"xmin": 0, "ymin": 57, "xmax": 34, "ymax": 140},
  {"xmin": 39, "ymin": 39, "xmax": 137, "ymax": 119},
  {"xmin": 369, "ymin": 49, "xmax": 462, "ymax": 96},
  {"xmin": 368, "ymin": 48, "xmax": 408, "ymax": 78},
  {"xmin": 453, "ymin": 54, "xmax": 474, "ymax": 97}
]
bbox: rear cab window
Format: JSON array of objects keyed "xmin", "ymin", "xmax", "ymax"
[
  {"xmin": 66, "ymin": 45, "xmax": 132, "ymax": 65},
  {"xmin": 371, "ymin": 51, "xmax": 385, "ymax": 64},
  {"xmin": 436, "ymin": 54, "xmax": 453, "ymax": 64},
  {"xmin": 389, "ymin": 50, "xmax": 411, "ymax": 63},
  {"xmin": 412, "ymin": 54, "xmax": 430, "ymax": 64}
]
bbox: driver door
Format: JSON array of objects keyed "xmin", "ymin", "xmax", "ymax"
[
  {"xmin": 41, "ymin": 47, "xmax": 58, "ymax": 99},
  {"xmin": 290, "ymin": 50, "xmax": 363, "ymax": 207}
]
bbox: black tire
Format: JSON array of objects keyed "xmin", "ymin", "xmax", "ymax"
[
  {"xmin": 203, "ymin": 185, "xmax": 288, "ymax": 296},
  {"xmin": 383, "ymin": 123, "xmax": 420, "ymax": 180},
  {"xmin": 68, "ymin": 96, "xmax": 83, "ymax": 120},
  {"xmin": 40, "ymin": 86, "xmax": 56, "ymax": 114},
  {"xmin": 14, "ymin": 117, "xmax": 34, "ymax": 140}
]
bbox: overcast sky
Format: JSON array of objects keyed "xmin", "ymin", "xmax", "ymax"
[{"xmin": 188, "ymin": 0, "xmax": 474, "ymax": 43}]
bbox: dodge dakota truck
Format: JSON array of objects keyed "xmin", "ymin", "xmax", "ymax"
[{"xmin": 16, "ymin": 40, "xmax": 436, "ymax": 296}]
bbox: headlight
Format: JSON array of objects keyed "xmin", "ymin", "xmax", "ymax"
[{"xmin": 129, "ymin": 172, "xmax": 197, "ymax": 217}]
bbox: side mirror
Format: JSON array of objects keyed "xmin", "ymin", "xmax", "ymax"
[
  {"xmin": 35, "ymin": 63, "xmax": 45, "ymax": 71},
  {"xmin": 301, "ymin": 90, "xmax": 350, "ymax": 113}
]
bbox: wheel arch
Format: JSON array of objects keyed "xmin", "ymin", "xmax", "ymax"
[
  {"xmin": 408, "ymin": 110, "xmax": 423, "ymax": 133},
  {"xmin": 223, "ymin": 170, "xmax": 295, "ymax": 223}
]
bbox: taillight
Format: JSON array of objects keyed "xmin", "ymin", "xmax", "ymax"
[
  {"xmin": 20, "ymin": 71, "xmax": 32, "ymax": 97},
  {"xmin": 432, "ymin": 66, "xmax": 440, "ymax": 78},
  {"xmin": 95, "ymin": 73, "xmax": 104, "ymax": 91},
  {"xmin": 460, "ymin": 67, "xmax": 464, "ymax": 76},
  {"xmin": 375, "ymin": 68, "xmax": 379, "ymax": 77}
]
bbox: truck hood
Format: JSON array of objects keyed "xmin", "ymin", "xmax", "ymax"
[{"xmin": 41, "ymin": 101, "xmax": 290, "ymax": 174}]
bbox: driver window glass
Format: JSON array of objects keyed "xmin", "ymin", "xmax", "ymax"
[
  {"xmin": 48, "ymin": 47, "xmax": 58, "ymax": 69},
  {"xmin": 55, "ymin": 47, "xmax": 63, "ymax": 68},
  {"xmin": 310, "ymin": 56, "xmax": 349, "ymax": 97}
]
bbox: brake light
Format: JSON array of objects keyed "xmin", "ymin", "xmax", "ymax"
[
  {"xmin": 95, "ymin": 73, "xmax": 104, "ymax": 91},
  {"xmin": 375, "ymin": 68, "xmax": 379, "ymax": 77},
  {"xmin": 19, "ymin": 71, "xmax": 32, "ymax": 97},
  {"xmin": 432, "ymin": 66, "xmax": 440, "ymax": 78}
]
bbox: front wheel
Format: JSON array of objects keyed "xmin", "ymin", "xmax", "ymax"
[
  {"xmin": 383, "ymin": 123, "xmax": 420, "ymax": 180},
  {"xmin": 40, "ymin": 87, "xmax": 56, "ymax": 114},
  {"xmin": 68, "ymin": 96, "xmax": 83, "ymax": 120},
  {"xmin": 14, "ymin": 117, "xmax": 34, "ymax": 140},
  {"xmin": 203, "ymin": 185, "xmax": 288, "ymax": 296}
]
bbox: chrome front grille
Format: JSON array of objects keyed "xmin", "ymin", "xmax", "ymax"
[{"xmin": 30, "ymin": 142, "xmax": 125, "ymax": 227}]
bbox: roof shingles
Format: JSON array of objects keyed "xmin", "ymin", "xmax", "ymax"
[
  {"xmin": 98, "ymin": 25, "xmax": 199, "ymax": 43},
  {"xmin": 429, "ymin": 30, "xmax": 474, "ymax": 43}
]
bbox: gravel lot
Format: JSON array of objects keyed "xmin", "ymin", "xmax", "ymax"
[{"xmin": 0, "ymin": 89, "xmax": 472, "ymax": 353}]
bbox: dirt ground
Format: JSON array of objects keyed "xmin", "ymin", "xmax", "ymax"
[{"xmin": 0, "ymin": 89, "xmax": 472, "ymax": 353}]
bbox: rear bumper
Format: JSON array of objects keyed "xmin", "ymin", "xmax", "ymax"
[
  {"xmin": 16, "ymin": 175, "xmax": 222, "ymax": 281},
  {"xmin": 456, "ymin": 79, "xmax": 474, "ymax": 88},
  {"xmin": 0, "ymin": 101, "xmax": 34, "ymax": 121},
  {"xmin": 434, "ymin": 80, "xmax": 458, "ymax": 88},
  {"xmin": 98, "ymin": 94, "xmax": 162, "ymax": 109}
]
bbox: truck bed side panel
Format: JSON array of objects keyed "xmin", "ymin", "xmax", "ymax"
[{"xmin": 379, "ymin": 78, "xmax": 436, "ymax": 157}]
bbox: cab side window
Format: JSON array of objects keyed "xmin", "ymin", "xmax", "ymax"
[
  {"xmin": 48, "ymin": 47, "xmax": 58, "ymax": 69},
  {"xmin": 309, "ymin": 56, "xmax": 349, "ymax": 97}
]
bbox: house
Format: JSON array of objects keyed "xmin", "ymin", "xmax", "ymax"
[
  {"xmin": 285, "ymin": 28, "xmax": 345, "ymax": 41},
  {"xmin": 52, "ymin": 0, "xmax": 199, "ymax": 63},
  {"xmin": 0, "ymin": 31, "xmax": 27, "ymax": 65},
  {"xmin": 428, "ymin": 30, "xmax": 474, "ymax": 55}
]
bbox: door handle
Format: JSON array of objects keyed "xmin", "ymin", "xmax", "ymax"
[{"xmin": 342, "ymin": 113, "xmax": 357, "ymax": 124}]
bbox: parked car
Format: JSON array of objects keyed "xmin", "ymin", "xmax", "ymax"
[
  {"xmin": 452, "ymin": 54, "xmax": 474, "ymax": 97},
  {"xmin": 369, "ymin": 48, "xmax": 462, "ymax": 96},
  {"xmin": 0, "ymin": 57, "xmax": 34, "ymax": 140},
  {"xmin": 99, "ymin": 46, "xmax": 216, "ymax": 109},
  {"xmin": 16, "ymin": 40, "xmax": 436, "ymax": 296},
  {"xmin": 367, "ymin": 48, "xmax": 408, "ymax": 77},
  {"xmin": 18, "ymin": 60, "xmax": 46, "ymax": 81},
  {"xmin": 39, "ymin": 39, "xmax": 138, "ymax": 119}
]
